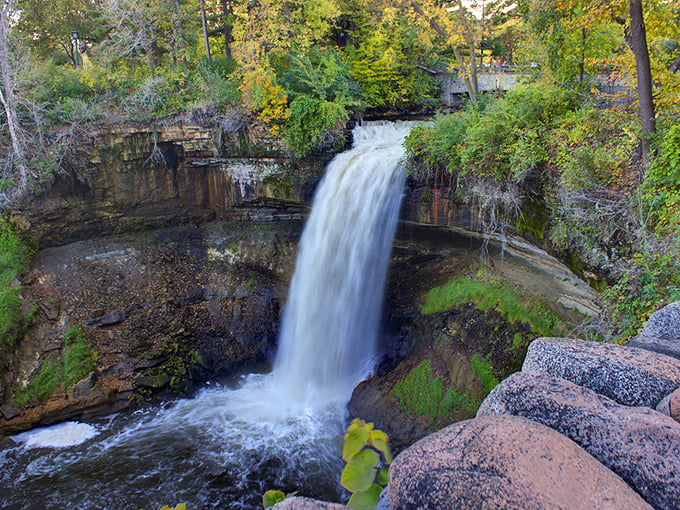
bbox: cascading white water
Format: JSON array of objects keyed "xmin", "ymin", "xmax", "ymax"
[
  {"xmin": 272, "ymin": 121, "xmax": 411, "ymax": 406},
  {"xmin": 3, "ymin": 121, "xmax": 414, "ymax": 510}
]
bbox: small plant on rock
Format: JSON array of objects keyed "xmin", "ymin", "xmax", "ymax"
[{"xmin": 341, "ymin": 418, "xmax": 392, "ymax": 510}]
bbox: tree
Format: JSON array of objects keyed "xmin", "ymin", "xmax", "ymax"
[
  {"xmin": 407, "ymin": 0, "xmax": 514, "ymax": 102},
  {"xmin": 100, "ymin": 0, "xmax": 165, "ymax": 77},
  {"xmin": 628, "ymin": 0, "xmax": 656, "ymax": 168},
  {"xmin": 199, "ymin": 0, "xmax": 211, "ymax": 60},
  {"xmin": 16, "ymin": 0, "xmax": 106, "ymax": 66},
  {"xmin": 0, "ymin": 0, "xmax": 27, "ymax": 189}
]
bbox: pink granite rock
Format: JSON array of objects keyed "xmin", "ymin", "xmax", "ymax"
[
  {"xmin": 522, "ymin": 337, "xmax": 680, "ymax": 407},
  {"xmin": 478, "ymin": 370, "xmax": 680, "ymax": 509},
  {"xmin": 670, "ymin": 388, "xmax": 680, "ymax": 422},
  {"xmin": 389, "ymin": 415, "xmax": 651, "ymax": 510},
  {"xmin": 273, "ymin": 496, "xmax": 346, "ymax": 509}
]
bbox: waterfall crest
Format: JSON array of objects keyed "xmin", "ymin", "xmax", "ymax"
[{"xmin": 272, "ymin": 121, "xmax": 412, "ymax": 406}]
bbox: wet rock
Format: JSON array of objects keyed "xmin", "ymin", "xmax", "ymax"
[
  {"xmin": 68, "ymin": 372, "xmax": 98, "ymax": 399},
  {"xmin": 641, "ymin": 302, "xmax": 680, "ymax": 341},
  {"xmin": 87, "ymin": 311, "xmax": 126, "ymax": 327},
  {"xmin": 0, "ymin": 404, "xmax": 19, "ymax": 420},
  {"xmin": 273, "ymin": 496, "xmax": 346, "ymax": 509},
  {"xmin": 389, "ymin": 415, "xmax": 651, "ymax": 510},
  {"xmin": 478, "ymin": 370, "xmax": 680, "ymax": 509},
  {"xmin": 626, "ymin": 335, "xmax": 680, "ymax": 361},
  {"xmin": 523, "ymin": 337, "xmax": 680, "ymax": 407},
  {"xmin": 133, "ymin": 373, "xmax": 170, "ymax": 389},
  {"xmin": 348, "ymin": 379, "xmax": 432, "ymax": 452},
  {"xmin": 134, "ymin": 356, "xmax": 167, "ymax": 371}
]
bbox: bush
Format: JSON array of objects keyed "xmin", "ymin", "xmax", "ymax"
[
  {"xmin": 284, "ymin": 95, "xmax": 349, "ymax": 155},
  {"xmin": 460, "ymin": 83, "xmax": 576, "ymax": 182},
  {"xmin": 281, "ymin": 49, "xmax": 363, "ymax": 155},
  {"xmin": 643, "ymin": 125, "xmax": 680, "ymax": 237},
  {"xmin": 603, "ymin": 247, "xmax": 680, "ymax": 340}
]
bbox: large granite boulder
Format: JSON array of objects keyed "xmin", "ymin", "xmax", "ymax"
[
  {"xmin": 522, "ymin": 337, "xmax": 680, "ymax": 407},
  {"xmin": 273, "ymin": 497, "xmax": 346, "ymax": 509},
  {"xmin": 641, "ymin": 302, "xmax": 680, "ymax": 341},
  {"xmin": 478, "ymin": 370, "xmax": 680, "ymax": 509},
  {"xmin": 670, "ymin": 388, "xmax": 680, "ymax": 422},
  {"xmin": 626, "ymin": 335, "xmax": 680, "ymax": 361},
  {"xmin": 388, "ymin": 415, "xmax": 651, "ymax": 510}
]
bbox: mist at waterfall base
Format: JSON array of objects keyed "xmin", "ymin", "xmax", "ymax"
[{"xmin": 0, "ymin": 122, "xmax": 413, "ymax": 510}]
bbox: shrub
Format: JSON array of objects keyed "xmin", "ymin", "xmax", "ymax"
[
  {"xmin": 643, "ymin": 125, "xmax": 680, "ymax": 237},
  {"xmin": 603, "ymin": 247, "xmax": 680, "ymax": 340},
  {"xmin": 281, "ymin": 49, "xmax": 363, "ymax": 155}
]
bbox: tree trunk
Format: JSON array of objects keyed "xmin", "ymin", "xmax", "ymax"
[
  {"xmin": 628, "ymin": 0, "xmax": 656, "ymax": 170},
  {"xmin": 409, "ymin": 0, "xmax": 478, "ymax": 101},
  {"xmin": 468, "ymin": 40, "xmax": 479, "ymax": 101},
  {"xmin": 579, "ymin": 28, "xmax": 587, "ymax": 88},
  {"xmin": 173, "ymin": 0, "xmax": 188, "ymax": 77},
  {"xmin": 221, "ymin": 0, "xmax": 232, "ymax": 60},
  {"xmin": 200, "ymin": 0, "xmax": 212, "ymax": 61},
  {"xmin": 0, "ymin": 0, "xmax": 26, "ymax": 186}
]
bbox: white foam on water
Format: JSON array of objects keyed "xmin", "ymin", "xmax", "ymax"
[{"xmin": 13, "ymin": 421, "xmax": 99, "ymax": 448}]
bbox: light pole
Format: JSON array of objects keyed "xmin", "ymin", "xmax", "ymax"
[{"xmin": 71, "ymin": 28, "xmax": 80, "ymax": 69}]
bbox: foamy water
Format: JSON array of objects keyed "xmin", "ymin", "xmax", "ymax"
[{"xmin": 2, "ymin": 121, "xmax": 414, "ymax": 509}]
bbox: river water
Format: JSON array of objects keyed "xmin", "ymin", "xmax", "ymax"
[{"xmin": 1, "ymin": 122, "xmax": 414, "ymax": 510}]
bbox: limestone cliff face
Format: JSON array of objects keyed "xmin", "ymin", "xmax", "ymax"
[
  {"xmin": 1, "ymin": 120, "xmax": 331, "ymax": 434},
  {"xmin": 16, "ymin": 122, "xmax": 327, "ymax": 248}
]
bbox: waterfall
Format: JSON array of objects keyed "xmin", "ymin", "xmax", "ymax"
[
  {"xmin": 272, "ymin": 121, "xmax": 411, "ymax": 406},
  {"xmin": 4, "ymin": 121, "xmax": 415, "ymax": 510}
]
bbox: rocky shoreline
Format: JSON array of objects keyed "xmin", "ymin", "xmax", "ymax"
[{"xmin": 279, "ymin": 303, "xmax": 680, "ymax": 509}]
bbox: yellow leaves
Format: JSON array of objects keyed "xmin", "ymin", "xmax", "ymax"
[{"xmin": 239, "ymin": 65, "xmax": 289, "ymax": 126}]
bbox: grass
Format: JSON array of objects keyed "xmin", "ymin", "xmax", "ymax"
[
  {"xmin": 420, "ymin": 276, "xmax": 565, "ymax": 337},
  {"xmin": 14, "ymin": 325, "xmax": 96, "ymax": 407}
]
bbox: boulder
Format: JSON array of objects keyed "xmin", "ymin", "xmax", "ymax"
[
  {"xmin": 641, "ymin": 302, "xmax": 680, "ymax": 341},
  {"xmin": 670, "ymin": 388, "xmax": 680, "ymax": 422},
  {"xmin": 388, "ymin": 415, "xmax": 651, "ymax": 510},
  {"xmin": 273, "ymin": 496, "xmax": 346, "ymax": 509},
  {"xmin": 626, "ymin": 335, "xmax": 680, "ymax": 361},
  {"xmin": 478, "ymin": 370, "xmax": 680, "ymax": 509},
  {"xmin": 375, "ymin": 487, "xmax": 390, "ymax": 510},
  {"xmin": 522, "ymin": 337, "xmax": 680, "ymax": 407}
]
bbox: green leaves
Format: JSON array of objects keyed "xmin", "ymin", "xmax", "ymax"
[
  {"xmin": 341, "ymin": 449, "xmax": 380, "ymax": 493},
  {"xmin": 262, "ymin": 490, "xmax": 286, "ymax": 509},
  {"xmin": 340, "ymin": 419, "xmax": 392, "ymax": 510},
  {"xmin": 347, "ymin": 484, "xmax": 384, "ymax": 510}
]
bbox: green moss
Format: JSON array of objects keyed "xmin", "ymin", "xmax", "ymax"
[
  {"xmin": 470, "ymin": 354, "xmax": 499, "ymax": 392},
  {"xmin": 420, "ymin": 276, "xmax": 565, "ymax": 337},
  {"xmin": 391, "ymin": 359, "xmax": 482, "ymax": 425},
  {"xmin": 63, "ymin": 326, "xmax": 96, "ymax": 388},
  {"xmin": 14, "ymin": 325, "xmax": 96, "ymax": 407},
  {"xmin": 391, "ymin": 360, "xmax": 443, "ymax": 425},
  {"xmin": 0, "ymin": 219, "xmax": 33, "ymax": 371},
  {"xmin": 439, "ymin": 387, "xmax": 481, "ymax": 417}
]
